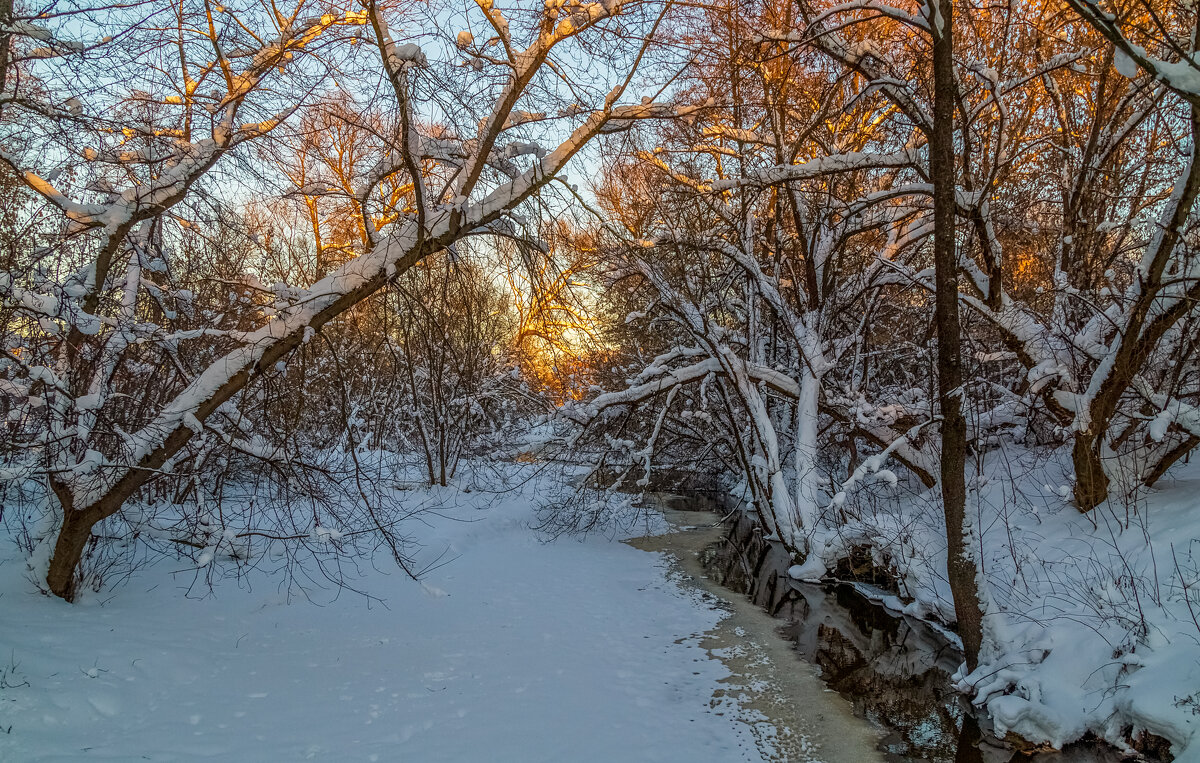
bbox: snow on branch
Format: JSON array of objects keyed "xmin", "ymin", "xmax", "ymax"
[
  {"xmin": 804, "ymin": 0, "xmax": 929, "ymax": 34},
  {"xmin": 1064, "ymin": 0, "xmax": 1200, "ymax": 105},
  {"xmin": 710, "ymin": 148, "xmax": 920, "ymax": 191}
]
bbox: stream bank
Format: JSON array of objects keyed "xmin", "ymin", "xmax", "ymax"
[{"xmin": 630, "ymin": 490, "xmax": 1131, "ymax": 762}]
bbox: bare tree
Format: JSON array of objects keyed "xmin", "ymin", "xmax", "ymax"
[
  {"xmin": 0, "ymin": 0, "xmax": 681, "ymax": 600},
  {"xmin": 928, "ymin": 0, "xmax": 982, "ymax": 671}
]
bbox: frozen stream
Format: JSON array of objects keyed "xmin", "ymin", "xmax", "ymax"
[{"xmin": 628, "ymin": 500, "xmax": 885, "ymax": 763}]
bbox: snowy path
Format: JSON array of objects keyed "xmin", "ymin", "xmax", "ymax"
[{"xmin": 1, "ymin": 482, "xmax": 878, "ymax": 761}]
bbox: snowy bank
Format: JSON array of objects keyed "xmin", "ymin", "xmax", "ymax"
[{"xmin": 781, "ymin": 444, "xmax": 1200, "ymax": 759}]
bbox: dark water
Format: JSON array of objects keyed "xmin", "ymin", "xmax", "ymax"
[{"xmin": 691, "ymin": 506, "xmax": 1135, "ymax": 763}]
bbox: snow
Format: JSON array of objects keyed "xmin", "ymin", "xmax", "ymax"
[
  {"xmin": 0, "ymin": 467, "xmax": 839, "ymax": 761},
  {"xmin": 787, "ymin": 444, "xmax": 1200, "ymax": 759},
  {"xmin": 390, "ymin": 43, "xmax": 427, "ymax": 68},
  {"xmin": 5, "ymin": 20, "xmax": 54, "ymax": 42},
  {"xmin": 711, "ymin": 149, "xmax": 920, "ymax": 191}
]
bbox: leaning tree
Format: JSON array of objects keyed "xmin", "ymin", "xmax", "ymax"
[{"xmin": 0, "ymin": 0, "xmax": 683, "ymax": 600}]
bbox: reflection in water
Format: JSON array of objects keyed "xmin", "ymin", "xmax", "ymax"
[{"xmin": 698, "ymin": 508, "xmax": 1127, "ymax": 763}]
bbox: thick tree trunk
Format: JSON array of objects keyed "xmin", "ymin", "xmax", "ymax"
[
  {"xmin": 931, "ymin": 0, "xmax": 984, "ymax": 672},
  {"xmin": 793, "ymin": 362, "xmax": 821, "ymax": 535},
  {"xmin": 46, "ymin": 507, "xmax": 99, "ymax": 601},
  {"xmin": 1071, "ymin": 434, "xmax": 1109, "ymax": 512}
]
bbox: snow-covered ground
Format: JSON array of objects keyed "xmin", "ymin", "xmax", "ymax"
[
  {"xmin": 792, "ymin": 445, "xmax": 1200, "ymax": 759},
  {"xmin": 0, "ymin": 466, "xmax": 877, "ymax": 762}
]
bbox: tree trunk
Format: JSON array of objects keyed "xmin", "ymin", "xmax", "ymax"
[
  {"xmin": 46, "ymin": 507, "xmax": 99, "ymax": 601},
  {"xmin": 0, "ymin": 0, "xmax": 13, "ymax": 104},
  {"xmin": 793, "ymin": 361, "xmax": 821, "ymax": 535},
  {"xmin": 1071, "ymin": 433, "xmax": 1109, "ymax": 512},
  {"xmin": 931, "ymin": 0, "xmax": 984, "ymax": 672}
]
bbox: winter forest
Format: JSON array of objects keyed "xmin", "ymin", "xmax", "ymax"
[{"xmin": 3, "ymin": 0, "xmax": 1200, "ymax": 759}]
